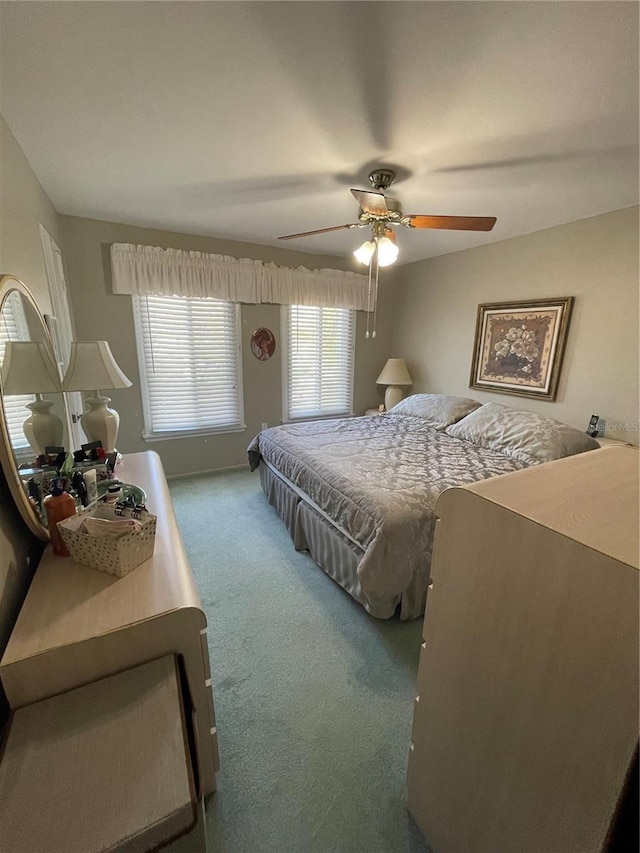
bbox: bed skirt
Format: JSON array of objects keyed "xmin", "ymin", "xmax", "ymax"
[{"xmin": 259, "ymin": 461, "xmax": 428, "ymax": 620}]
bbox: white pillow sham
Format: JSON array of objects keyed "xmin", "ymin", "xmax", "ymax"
[
  {"xmin": 444, "ymin": 402, "xmax": 600, "ymax": 465},
  {"xmin": 388, "ymin": 394, "xmax": 481, "ymax": 429}
]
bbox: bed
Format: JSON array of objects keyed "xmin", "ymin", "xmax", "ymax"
[{"xmin": 247, "ymin": 395, "xmax": 600, "ymax": 620}]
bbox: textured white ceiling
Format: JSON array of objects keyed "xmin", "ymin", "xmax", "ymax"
[{"xmin": 0, "ymin": 1, "xmax": 638, "ymax": 265}]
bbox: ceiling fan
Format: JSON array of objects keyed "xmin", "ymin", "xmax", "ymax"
[
  {"xmin": 277, "ymin": 168, "xmax": 497, "ymax": 259},
  {"xmin": 278, "ymin": 168, "xmax": 496, "ymax": 340}
]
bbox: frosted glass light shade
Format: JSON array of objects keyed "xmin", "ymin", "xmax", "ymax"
[
  {"xmin": 353, "ymin": 234, "xmax": 399, "ymax": 267},
  {"xmin": 376, "ymin": 235, "xmax": 399, "ymax": 267},
  {"xmin": 353, "ymin": 240, "xmax": 376, "ymax": 265}
]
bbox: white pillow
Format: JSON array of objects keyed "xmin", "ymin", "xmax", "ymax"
[
  {"xmin": 445, "ymin": 402, "xmax": 600, "ymax": 464},
  {"xmin": 388, "ymin": 394, "xmax": 481, "ymax": 429}
]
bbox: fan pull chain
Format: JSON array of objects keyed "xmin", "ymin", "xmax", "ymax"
[
  {"xmin": 372, "ymin": 246, "xmax": 379, "ymax": 340},
  {"xmin": 365, "ymin": 259, "xmax": 373, "ymax": 339}
]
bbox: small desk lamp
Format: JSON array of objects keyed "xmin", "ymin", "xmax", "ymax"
[
  {"xmin": 1, "ymin": 340, "xmax": 64, "ymax": 454},
  {"xmin": 62, "ymin": 341, "xmax": 132, "ymax": 453},
  {"xmin": 376, "ymin": 358, "xmax": 413, "ymax": 410}
]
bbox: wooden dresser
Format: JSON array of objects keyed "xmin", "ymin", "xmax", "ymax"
[
  {"xmin": 0, "ymin": 450, "xmax": 219, "ymax": 797},
  {"xmin": 407, "ymin": 446, "xmax": 639, "ymax": 853}
]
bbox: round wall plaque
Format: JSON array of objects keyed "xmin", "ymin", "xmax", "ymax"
[{"xmin": 250, "ymin": 327, "xmax": 276, "ymax": 361}]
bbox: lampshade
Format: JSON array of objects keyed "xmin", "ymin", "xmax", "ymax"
[
  {"xmin": 62, "ymin": 341, "xmax": 132, "ymax": 453},
  {"xmin": 376, "ymin": 358, "xmax": 412, "ymax": 387},
  {"xmin": 1, "ymin": 341, "xmax": 64, "ymax": 454},
  {"xmin": 376, "ymin": 358, "xmax": 413, "ymax": 411},
  {"xmin": 62, "ymin": 341, "xmax": 132, "ymax": 393},
  {"xmin": 1, "ymin": 341, "xmax": 61, "ymax": 395}
]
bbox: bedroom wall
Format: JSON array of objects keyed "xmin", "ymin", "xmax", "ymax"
[
  {"xmin": 58, "ymin": 215, "xmax": 395, "ymax": 476},
  {"xmin": 0, "ymin": 114, "xmax": 56, "ymax": 719},
  {"xmin": 392, "ymin": 206, "xmax": 639, "ymax": 445}
]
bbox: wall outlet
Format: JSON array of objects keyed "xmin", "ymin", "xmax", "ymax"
[{"xmin": 261, "ymin": 422, "xmax": 268, "ymax": 430}]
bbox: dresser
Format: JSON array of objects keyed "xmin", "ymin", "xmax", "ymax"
[
  {"xmin": 0, "ymin": 450, "xmax": 220, "ymax": 798},
  {"xmin": 407, "ymin": 446, "xmax": 639, "ymax": 853}
]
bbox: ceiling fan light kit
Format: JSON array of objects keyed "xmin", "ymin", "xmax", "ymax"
[
  {"xmin": 353, "ymin": 223, "xmax": 398, "ymax": 268},
  {"xmin": 278, "ymin": 168, "xmax": 497, "ymax": 339}
]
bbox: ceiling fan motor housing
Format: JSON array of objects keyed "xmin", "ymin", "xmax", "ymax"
[{"xmin": 368, "ymin": 169, "xmax": 396, "ymax": 191}]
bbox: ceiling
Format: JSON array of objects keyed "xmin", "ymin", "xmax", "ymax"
[{"xmin": 0, "ymin": 2, "xmax": 638, "ymax": 266}]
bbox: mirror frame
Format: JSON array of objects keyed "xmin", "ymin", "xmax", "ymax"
[{"xmin": 0, "ymin": 274, "xmax": 56, "ymax": 540}]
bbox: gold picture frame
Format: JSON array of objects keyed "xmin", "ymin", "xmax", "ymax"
[{"xmin": 469, "ymin": 297, "xmax": 574, "ymax": 401}]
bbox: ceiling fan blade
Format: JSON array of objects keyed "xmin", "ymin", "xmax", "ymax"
[
  {"xmin": 350, "ymin": 189, "xmax": 389, "ymax": 217},
  {"xmin": 406, "ymin": 215, "xmax": 497, "ymax": 232},
  {"xmin": 278, "ymin": 223, "xmax": 363, "ymax": 240}
]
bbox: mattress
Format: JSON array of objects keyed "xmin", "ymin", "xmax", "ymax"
[{"xmin": 248, "ymin": 413, "xmax": 528, "ymax": 618}]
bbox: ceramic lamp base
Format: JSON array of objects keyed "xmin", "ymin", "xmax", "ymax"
[
  {"xmin": 384, "ymin": 385, "xmax": 406, "ymax": 411},
  {"xmin": 23, "ymin": 399, "xmax": 64, "ymax": 455},
  {"xmin": 81, "ymin": 395, "xmax": 120, "ymax": 453}
]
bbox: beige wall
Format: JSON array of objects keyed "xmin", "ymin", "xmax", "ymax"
[
  {"xmin": 58, "ymin": 215, "xmax": 394, "ymax": 476},
  {"xmin": 392, "ymin": 207, "xmax": 639, "ymax": 445},
  {"xmin": 0, "ymin": 114, "xmax": 55, "ymax": 709},
  {"xmin": 0, "ymin": 116, "xmax": 60, "ymax": 312}
]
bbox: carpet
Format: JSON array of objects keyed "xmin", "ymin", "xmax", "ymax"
[{"xmin": 169, "ymin": 466, "xmax": 429, "ymax": 853}]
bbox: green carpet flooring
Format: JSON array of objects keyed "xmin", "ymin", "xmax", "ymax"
[{"xmin": 169, "ymin": 467, "xmax": 429, "ymax": 853}]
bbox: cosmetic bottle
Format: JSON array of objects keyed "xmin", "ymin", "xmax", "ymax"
[
  {"xmin": 83, "ymin": 468, "xmax": 98, "ymax": 504},
  {"xmin": 71, "ymin": 470, "xmax": 89, "ymax": 507},
  {"xmin": 43, "ymin": 478, "xmax": 76, "ymax": 556},
  {"xmin": 27, "ymin": 477, "xmax": 42, "ymax": 511}
]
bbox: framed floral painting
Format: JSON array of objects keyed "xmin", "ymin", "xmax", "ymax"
[{"xmin": 469, "ymin": 297, "xmax": 574, "ymax": 400}]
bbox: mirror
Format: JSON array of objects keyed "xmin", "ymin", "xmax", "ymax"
[{"xmin": 0, "ymin": 275, "xmax": 69, "ymax": 540}]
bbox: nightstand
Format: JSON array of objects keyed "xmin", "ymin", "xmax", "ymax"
[
  {"xmin": 596, "ymin": 436, "xmax": 633, "ymax": 447},
  {"xmin": 365, "ymin": 408, "xmax": 385, "ymax": 416}
]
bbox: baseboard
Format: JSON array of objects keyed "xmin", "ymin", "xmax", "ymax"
[{"xmin": 166, "ymin": 463, "xmax": 251, "ymax": 481}]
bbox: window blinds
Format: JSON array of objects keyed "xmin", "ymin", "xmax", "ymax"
[
  {"xmin": 0, "ymin": 296, "xmax": 33, "ymax": 451},
  {"xmin": 133, "ymin": 295, "xmax": 244, "ymax": 438},
  {"xmin": 284, "ymin": 305, "xmax": 354, "ymax": 420}
]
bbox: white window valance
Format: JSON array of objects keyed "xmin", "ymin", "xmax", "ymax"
[
  {"xmin": 110, "ymin": 243, "xmax": 368, "ymax": 310},
  {"xmin": 260, "ymin": 263, "xmax": 367, "ymax": 309},
  {"xmin": 110, "ymin": 244, "xmax": 262, "ymax": 303}
]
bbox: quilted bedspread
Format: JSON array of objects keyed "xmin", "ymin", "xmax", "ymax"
[{"xmin": 248, "ymin": 413, "xmax": 527, "ymax": 613}]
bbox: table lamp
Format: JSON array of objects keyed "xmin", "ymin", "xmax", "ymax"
[
  {"xmin": 1, "ymin": 340, "xmax": 64, "ymax": 454},
  {"xmin": 62, "ymin": 341, "xmax": 132, "ymax": 453},
  {"xmin": 376, "ymin": 358, "xmax": 413, "ymax": 410}
]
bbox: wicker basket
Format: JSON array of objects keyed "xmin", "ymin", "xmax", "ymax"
[{"xmin": 57, "ymin": 504, "xmax": 157, "ymax": 577}]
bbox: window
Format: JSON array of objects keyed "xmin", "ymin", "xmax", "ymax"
[
  {"xmin": 283, "ymin": 305, "xmax": 354, "ymax": 420},
  {"xmin": 0, "ymin": 294, "xmax": 34, "ymax": 453},
  {"xmin": 133, "ymin": 295, "xmax": 244, "ymax": 439}
]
